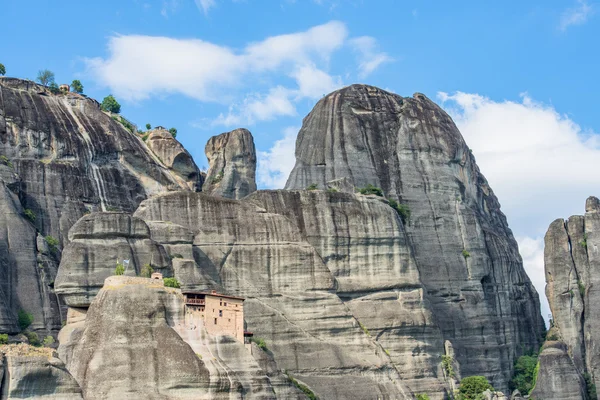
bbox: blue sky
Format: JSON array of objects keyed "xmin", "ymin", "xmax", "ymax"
[{"xmin": 2, "ymin": 0, "xmax": 599, "ymax": 320}]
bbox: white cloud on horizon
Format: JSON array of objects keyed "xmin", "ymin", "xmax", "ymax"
[
  {"xmin": 257, "ymin": 127, "xmax": 299, "ymax": 188},
  {"xmin": 440, "ymin": 91, "xmax": 600, "ymax": 323},
  {"xmin": 350, "ymin": 36, "xmax": 393, "ymax": 78},
  {"xmin": 560, "ymin": 0, "xmax": 593, "ymax": 31}
]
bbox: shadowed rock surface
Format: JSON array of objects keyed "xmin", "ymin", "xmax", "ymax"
[
  {"xmin": 284, "ymin": 84, "xmax": 545, "ymax": 389},
  {"xmin": 0, "ymin": 344, "xmax": 83, "ymax": 399},
  {"xmin": 537, "ymin": 196, "xmax": 600, "ymax": 399},
  {"xmin": 202, "ymin": 128, "xmax": 257, "ymax": 199}
]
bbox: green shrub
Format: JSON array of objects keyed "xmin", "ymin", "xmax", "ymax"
[
  {"xmin": 388, "ymin": 199, "xmax": 410, "ymax": 224},
  {"xmin": 546, "ymin": 331, "xmax": 559, "ymax": 341},
  {"xmin": 416, "ymin": 395, "xmax": 430, "ymax": 400},
  {"xmin": 580, "ymin": 233, "xmax": 588, "ymax": 248},
  {"xmin": 43, "ymin": 335, "xmax": 55, "ymax": 346},
  {"xmin": 357, "ymin": 184, "xmax": 384, "ymax": 197},
  {"xmin": 251, "ymin": 337, "xmax": 268, "ymax": 351},
  {"xmin": 358, "ymin": 321, "xmax": 370, "ymax": 335},
  {"xmin": 457, "ymin": 376, "xmax": 493, "ymax": 399},
  {"xmin": 101, "ymin": 95, "xmax": 121, "ymax": 113},
  {"xmin": 169, "ymin": 127, "xmax": 177, "ymax": 138},
  {"xmin": 18, "ymin": 310, "xmax": 34, "ymax": 331},
  {"xmin": 36, "ymin": 69, "xmax": 55, "ymax": 86},
  {"xmin": 24, "ymin": 331, "xmax": 41, "ymax": 347},
  {"xmin": 48, "ymin": 82, "xmax": 60, "ymax": 94},
  {"xmin": 584, "ymin": 373, "xmax": 597, "ymax": 399},
  {"xmin": 306, "ymin": 183, "xmax": 318, "ymax": 190},
  {"xmin": 442, "ymin": 355, "xmax": 455, "ymax": 378},
  {"xmin": 0, "ymin": 63, "xmax": 5, "ymax": 76},
  {"xmin": 286, "ymin": 373, "xmax": 317, "ymax": 400},
  {"xmin": 146, "ymin": 123, "xmax": 152, "ymax": 130},
  {"xmin": 141, "ymin": 264, "xmax": 154, "ymax": 278},
  {"xmin": 71, "ymin": 79, "xmax": 84, "ymax": 94},
  {"xmin": 23, "ymin": 209, "xmax": 36, "ymax": 222},
  {"xmin": 0, "ymin": 155, "xmax": 13, "ymax": 168},
  {"xmin": 45, "ymin": 235, "xmax": 59, "ymax": 251},
  {"xmin": 327, "ymin": 187, "xmax": 338, "ymax": 193},
  {"xmin": 0, "ymin": 333, "xmax": 8, "ymax": 344},
  {"xmin": 115, "ymin": 262, "xmax": 125, "ymax": 276},
  {"xmin": 462, "ymin": 249, "xmax": 471, "ymax": 260},
  {"xmin": 578, "ymin": 280, "xmax": 586, "ymax": 297},
  {"xmin": 163, "ymin": 277, "xmax": 180, "ymax": 288},
  {"xmin": 510, "ymin": 355, "xmax": 538, "ymax": 394}
]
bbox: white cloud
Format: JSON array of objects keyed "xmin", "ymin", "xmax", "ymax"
[
  {"xmin": 257, "ymin": 127, "xmax": 298, "ymax": 188},
  {"xmin": 213, "ymin": 86, "xmax": 297, "ymax": 127},
  {"xmin": 195, "ymin": 0, "xmax": 216, "ymax": 14},
  {"xmin": 85, "ymin": 21, "xmax": 348, "ymax": 103},
  {"xmin": 440, "ymin": 91, "xmax": 600, "ymax": 323},
  {"xmin": 517, "ymin": 236, "xmax": 551, "ymax": 323},
  {"xmin": 349, "ymin": 36, "xmax": 393, "ymax": 78},
  {"xmin": 560, "ymin": 0, "xmax": 593, "ymax": 31},
  {"xmin": 291, "ymin": 63, "xmax": 343, "ymax": 99}
]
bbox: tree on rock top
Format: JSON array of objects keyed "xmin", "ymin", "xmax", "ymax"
[
  {"xmin": 457, "ymin": 376, "xmax": 494, "ymax": 399},
  {"xmin": 71, "ymin": 79, "xmax": 84, "ymax": 94},
  {"xmin": 101, "ymin": 95, "xmax": 121, "ymax": 113},
  {"xmin": 0, "ymin": 63, "xmax": 5, "ymax": 76},
  {"xmin": 36, "ymin": 69, "xmax": 55, "ymax": 86},
  {"xmin": 169, "ymin": 127, "xmax": 177, "ymax": 138}
]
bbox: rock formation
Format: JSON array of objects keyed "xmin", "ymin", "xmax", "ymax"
[
  {"xmin": 285, "ymin": 84, "xmax": 545, "ymax": 389},
  {"xmin": 0, "ymin": 344, "xmax": 83, "ymax": 399},
  {"xmin": 202, "ymin": 128, "xmax": 257, "ymax": 199},
  {"xmin": 145, "ymin": 128, "xmax": 203, "ymax": 191},
  {"xmin": 0, "ymin": 77, "xmax": 196, "ymax": 334},
  {"xmin": 536, "ymin": 196, "xmax": 600, "ymax": 399},
  {"xmin": 55, "ymin": 213, "xmax": 172, "ymax": 307}
]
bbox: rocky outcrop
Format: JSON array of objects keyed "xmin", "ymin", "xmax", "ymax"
[
  {"xmin": 538, "ymin": 196, "xmax": 600, "ymax": 399},
  {"xmin": 202, "ymin": 128, "xmax": 256, "ymax": 199},
  {"xmin": 54, "ymin": 213, "xmax": 172, "ymax": 307},
  {"xmin": 284, "ymin": 84, "xmax": 545, "ymax": 389},
  {"xmin": 58, "ymin": 277, "xmax": 213, "ymax": 399},
  {"xmin": 145, "ymin": 128, "xmax": 203, "ymax": 191},
  {"xmin": 530, "ymin": 341, "xmax": 587, "ymax": 400},
  {"xmin": 134, "ymin": 191, "xmax": 423, "ymax": 399},
  {"xmin": 0, "ymin": 344, "xmax": 83, "ymax": 399},
  {"xmin": 0, "ymin": 78, "xmax": 196, "ymax": 333},
  {"xmin": 59, "ymin": 276, "xmax": 285, "ymax": 399}
]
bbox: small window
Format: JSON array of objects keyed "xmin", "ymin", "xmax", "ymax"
[
  {"xmin": 220, "ymin": 300, "xmax": 222, "ymax": 306},
  {"xmin": 224, "ymin": 302, "xmax": 227, "ymax": 306},
  {"xmin": 228, "ymin": 319, "xmax": 231, "ymax": 322},
  {"xmin": 214, "ymin": 318, "xmax": 217, "ymax": 325},
  {"xmin": 219, "ymin": 310, "xmax": 223, "ymax": 317}
]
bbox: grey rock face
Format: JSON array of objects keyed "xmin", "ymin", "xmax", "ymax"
[
  {"xmin": 530, "ymin": 341, "xmax": 587, "ymax": 400},
  {"xmin": 246, "ymin": 189, "xmax": 448, "ymax": 396},
  {"xmin": 0, "ymin": 345, "xmax": 83, "ymax": 399},
  {"xmin": 284, "ymin": 84, "xmax": 545, "ymax": 389},
  {"xmin": 202, "ymin": 128, "xmax": 257, "ymax": 199},
  {"xmin": 145, "ymin": 128, "xmax": 203, "ymax": 191},
  {"xmin": 0, "ymin": 77, "xmax": 195, "ymax": 332},
  {"xmin": 58, "ymin": 277, "xmax": 213, "ymax": 399},
  {"xmin": 134, "ymin": 191, "xmax": 422, "ymax": 399},
  {"xmin": 55, "ymin": 213, "xmax": 172, "ymax": 307},
  {"xmin": 539, "ymin": 196, "xmax": 600, "ymax": 398}
]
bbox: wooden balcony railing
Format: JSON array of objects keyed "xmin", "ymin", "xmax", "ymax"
[{"xmin": 185, "ymin": 298, "xmax": 205, "ymax": 305}]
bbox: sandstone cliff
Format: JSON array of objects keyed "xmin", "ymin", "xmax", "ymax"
[
  {"xmin": 285, "ymin": 84, "xmax": 545, "ymax": 389},
  {"xmin": 536, "ymin": 196, "xmax": 600, "ymax": 399},
  {"xmin": 202, "ymin": 128, "xmax": 257, "ymax": 199},
  {"xmin": 0, "ymin": 77, "xmax": 197, "ymax": 334}
]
